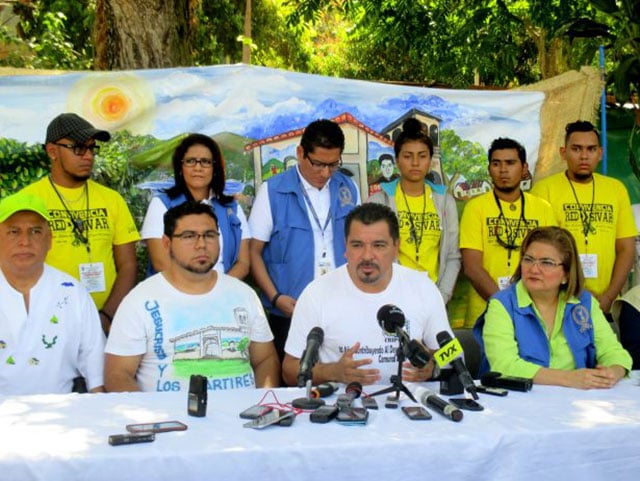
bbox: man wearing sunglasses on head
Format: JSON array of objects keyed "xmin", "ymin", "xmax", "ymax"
[
  {"xmin": 459, "ymin": 137, "xmax": 556, "ymax": 328},
  {"xmin": 21, "ymin": 113, "xmax": 140, "ymax": 335},
  {"xmin": 249, "ymin": 119, "xmax": 360, "ymax": 365}
]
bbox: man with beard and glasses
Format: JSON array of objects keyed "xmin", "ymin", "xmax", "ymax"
[
  {"xmin": 281, "ymin": 203, "xmax": 452, "ymax": 386},
  {"xmin": 104, "ymin": 202, "xmax": 279, "ymax": 392},
  {"xmin": 460, "ymin": 138, "xmax": 556, "ymax": 328},
  {"xmin": 532, "ymin": 121, "xmax": 637, "ymax": 316},
  {"xmin": 21, "ymin": 113, "xmax": 139, "ymax": 335}
]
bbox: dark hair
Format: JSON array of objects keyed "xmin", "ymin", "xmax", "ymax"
[
  {"xmin": 379, "ymin": 153, "xmax": 394, "ymax": 165},
  {"xmin": 564, "ymin": 120, "xmax": 600, "ymax": 145},
  {"xmin": 163, "ymin": 201, "xmax": 219, "ymax": 237},
  {"xmin": 511, "ymin": 226, "xmax": 584, "ymax": 300},
  {"xmin": 300, "ymin": 119, "xmax": 345, "ymax": 157},
  {"xmin": 488, "ymin": 137, "xmax": 527, "ymax": 164},
  {"xmin": 165, "ymin": 133, "xmax": 233, "ymax": 205},
  {"xmin": 345, "ymin": 203, "xmax": 399, "ymax": 241},
  {"xmin": 393, "ymin": 118, "xmax": 434, "ymax": 158}
]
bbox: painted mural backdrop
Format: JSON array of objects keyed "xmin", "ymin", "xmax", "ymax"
[{"xmin": 0, "ymin": 64, "xmax": 545, "ymax": 326}]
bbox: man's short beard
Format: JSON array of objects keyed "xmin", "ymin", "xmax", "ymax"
[
  {"xmin": 572, "ymin": 171, "xmax": 593, "ymax": 181},
  {"xmin": 493, "ymin": 184, "xmax": 520, "ymax": 195}
]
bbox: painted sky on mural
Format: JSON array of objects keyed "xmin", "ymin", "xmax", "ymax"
[{"xmin": 0, "ymin": 64, "xmax": 544, "ymax": 168}]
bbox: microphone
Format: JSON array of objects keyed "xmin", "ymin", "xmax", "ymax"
[
  {"xmin": 377, "ymin": 305, "xmax": 430, "ymax": 368},
  {"xmin": 435, "ymin": 331, "xmax": 478, "ymax": 400},
  {"xmin": 297, "ymin": 327, "xmax": 324, "ymax": 387},
  {"xmin": 310, "ymin": 382, "xmax": 339, "ymax": 399},
  {"xmin": 337, "ymin": 381, "xmax": 363, "ymax": 409},
  {"xmin": 414, "ymin": 386, "xmax": 463, "ymax": 422}
]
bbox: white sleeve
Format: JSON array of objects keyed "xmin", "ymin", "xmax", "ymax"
[
  {"xmin": 246, "ymin": 288, "xmax": 274, "ymax": 342},
  {"xmin": 248, "ymin": 182, "xmax": 273, "ymax": 242},
  {"xmin": 77, "ymin": 291, "xmax": 106, "ymax": 390},
  {"xmin": 140, "ymin": 197, "xmax": 168, "ymax": 240},
  {"xmin": 236, "ymin": 204, "xmax": 252, "ymax": 240},
  {"xmin": 104, "ymin": 293, "xmax": 148, "ymax": 356}
]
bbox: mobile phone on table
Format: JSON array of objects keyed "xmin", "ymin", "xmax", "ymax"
[
  {"xmin": 449, "ymin": 398, "xmax": 484, "ymax": 411},
  {"xmin": 475, "ymin": 385, "xmax": 508, "ymax": 397},
  {"xmin": 126, "ymin": 421, "xmax": 188, "ymax": 434},
  {"xmin": 109, "ymin": 433, "xmax": 156, "ymax": 446},
  {"xmin": 336, "ymin": 407, "xmax": 369, "ymax": 425},
  {"xmin": 362, "ymin": 396, "xmax": 378, "ymax": 410},
  {"xmin": 243, "ymin": 409, "xmax": 294, "ymax": 429},
  {"xmin": 310, "ymin": 405, "xmax": 339, "ymax": 424},
  {"xmin": 239, "ymin": 405, "xmax": 274, "ymax": 420},
  {"xmin": 385, "ymin": 395, "xmax": 399, "ymax": 409},
  {"xmin": 401, "ymin": 406, "xmax": 432, "ymax": 420}
]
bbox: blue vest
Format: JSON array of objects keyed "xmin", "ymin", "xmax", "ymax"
[
  {"xmin": 147, "ymin": 192, "xmax": 242, "ymax": 276},
  {"xmin": 473, "ymin": 283, "xmax": 596, "ymax": 376},
  {"xmin": 262, "ymin": 168, "xmax": 358, "ymax": 314}
]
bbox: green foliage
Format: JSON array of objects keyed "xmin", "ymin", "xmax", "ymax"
[
  {"xmin": 0, "ymin": 139, "xmax": 49, "ymax": 197},
  {"xmin": 0, "ymin": 1, "xmax": 94, "ymax": 69}
]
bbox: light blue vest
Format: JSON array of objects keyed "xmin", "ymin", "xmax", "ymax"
[
  {"xmin": 148, "ymin": 192, "xmax": 241, "ymax": 276},
  {"xmin": 262, "ymin": 168, "xmax": 358, "ymax": 315},
  {"xmin": 474, "ymin": 283, "xmax": 596, "ymax": 376}
]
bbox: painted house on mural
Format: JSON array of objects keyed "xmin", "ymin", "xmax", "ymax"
[
  {"xmin": 244, "ymin": 112, "xmax": 394, "ymax": 200},
  {"xmin": 381, "ymin": 108, "xmax": 444, "ymax": 185}
]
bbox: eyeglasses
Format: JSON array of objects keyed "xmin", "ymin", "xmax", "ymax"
[
  {"xmin": 172, "ymin": 230, "xmax": 220, "ymax": 244},
  {"xmin": 182, "ymin": 158, "xmax": 214, "ymax": 168},
  {"xmin": 54, "ymin": 142, "xmax": 100, "ymax": 156},
  {"xmin": 521, "ymin": 254, "xmax": 564, "ymax": 271},
  {"xmin": 306, "ymin": 155, "xmax": 342, "ymax": 172}
]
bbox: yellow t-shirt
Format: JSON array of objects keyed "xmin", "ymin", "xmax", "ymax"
[
  {"xmin": 459, "ymin": 191, "xmax": 556, "ymax": 327},
  {"xmin": 531, "ymin": 172, "xmax": 638, "ymax": 296},
  {"xmin": 394, "ymin": 185, "xmax": 441, "ymax": 283},
  {"xmin": 21, "ymin": 177, "xmax": 140, "ymax": 309}
]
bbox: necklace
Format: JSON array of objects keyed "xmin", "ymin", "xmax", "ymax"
[
  {"xmin": 565, "ymin": 171, "xmax": 595, "ymax": 247},
  {"xmin": 48, "ymin": 176, "xmax": 91, "ymax": 253},
  {"xmin": 400, "ymin": 184, "xmax": 427, "ymax": 264},
  {"xmin": 492, "ymin": 190, "xmax": 526, "ymax": 269}
]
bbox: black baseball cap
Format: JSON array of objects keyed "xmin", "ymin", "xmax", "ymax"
[{"xmin": 45, "ymin": 113, "xmax": 111, "ymax": 144}]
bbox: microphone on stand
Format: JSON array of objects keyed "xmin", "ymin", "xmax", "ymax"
[
  {"xmin": 292, "ymin": 327, "xmax": 326, "ymax": 409},
  {"xmin": 435, "ymin": 331, "xmax": 478, "ymax": 400},
  {"xmin": 377, "ymin": 304, "xmax": 430, "ymax": 368}
]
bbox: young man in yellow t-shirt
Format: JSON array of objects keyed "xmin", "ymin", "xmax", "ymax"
[
  {"xmin": 21, "ymin": 113, "xmax": 140, "ymax": 334},
  {"xmin": 531, "ymin": 120, "xmax": 637, "ymax": 314},
  {"xmin": 460, "ymin": 138, "xmax": 556, "ymax": 328}
]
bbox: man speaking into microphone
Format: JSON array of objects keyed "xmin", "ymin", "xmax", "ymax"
[{"xmin": 282, "ymin": 203, "xmax": 453, "ymax": 386}]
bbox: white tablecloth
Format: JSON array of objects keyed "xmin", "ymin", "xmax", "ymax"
[{"xmin": 2, "ymin": 376, "xmax": 640, "ymax": 481}]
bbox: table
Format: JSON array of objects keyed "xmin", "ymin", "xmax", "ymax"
[{"xmin": 2, "ymin": 376, "xmax": 640, "ymax": 481}]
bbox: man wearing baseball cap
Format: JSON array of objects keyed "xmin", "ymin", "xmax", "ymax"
[
  {"xmin": 20, "ymin": 113, "xmax": 140, "ymax": 335},
  {"xmin": 0, "ymin": 192, "xmax": 105, "ymax": 394}
]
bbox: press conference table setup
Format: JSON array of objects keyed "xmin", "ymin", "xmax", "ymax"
[{"xmin": 2, "ymin": 375, "xmax": 640, "ymax": 481}]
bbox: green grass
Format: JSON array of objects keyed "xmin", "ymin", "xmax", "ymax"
[{"xmin": 173, "ymin": 358, "xmax": 250, "ymax": 378}]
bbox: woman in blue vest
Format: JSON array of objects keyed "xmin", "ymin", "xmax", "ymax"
[
  {"xmin": 140, "ymin": 134, "xmax": 250, "ymax": 278},
  {"xmin": 474, "ymin": 226, "xmax": 631, "ymax": 389}
]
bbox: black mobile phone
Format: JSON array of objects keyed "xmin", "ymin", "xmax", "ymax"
[
  {"xmin": 449, "ymin": 398, "xmax": 484, "ymax": 411},
  {"xmin": 188, "ymin": 375, "xmax": 207, "ymax": 417},
  {"xmin": 336, "ymin": 407, "xmax": 369, "ymax": 425},
  {"xmin": 475, "ymin": 385, "xmax": 509, "ymax": 397},
  {"xmin": 108, "ymin": 433, "xmax": 155, "ymax": 446},
  {"xmin": 310, "ymin": 405, "xmax": 339, "ymax": 424},
  {"xmin": 362, "ymin": 396, "xmax": 378, "ymax": 410},
  {"xmin": 401, "ymin": 406, "xmax": 432, "ymax": 420},
  {"xmin": 126, "ymin": 421, "xmax": 188, "ymax": 434},
  {"xmin": 239, "ymin": 405, "xmax": 274, "ymax": 420},
  {"xmin": 385, "ymin": 395, "xmax": 399, "ymax": 409}
]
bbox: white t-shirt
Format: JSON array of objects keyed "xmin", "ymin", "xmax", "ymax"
[
  {"xmin": 105, "ymin": 273, "xmax": 274, "ymax": 392},
  {"xmin": 0, "ymin": 265, "xmax": 105, "ymax": 394},
  {"xmin": 249, "ymin": 167, "xmax": 360, "ymax": 278},
  {"xmin": 284, "ymin": 264, "xmax": 452, "ymax": 382},
  {"xmin": 141, "ymin": 196, "xmax": 250, "ymax": 273}
]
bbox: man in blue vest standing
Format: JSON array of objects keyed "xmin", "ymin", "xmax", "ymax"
[{"xmin": 249, "ymin": 119, "xmax": 359, "ymax": 364}]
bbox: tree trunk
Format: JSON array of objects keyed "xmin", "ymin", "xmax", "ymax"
[{"xmin": 94, "ymin": 0, "xmax": 196, "ymax": 70}]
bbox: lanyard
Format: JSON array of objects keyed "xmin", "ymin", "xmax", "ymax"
[
  {"xmin": 565, "ymin": 171, "xmax": 595, "ymax": 247},
  {"xmin": 48, "ymin": 176, "xmax": 91, "ymax": 253},
  {"xmin": 400, "ymin": 185, "xmax": 426, "ymax": 263},
  {"xmin": 493, "ymin": 190, "xmax": 525, "ymax": 268},
  {"xmin": 300, "ymin": 180, "xmax": 331, "ymax": 257}
]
